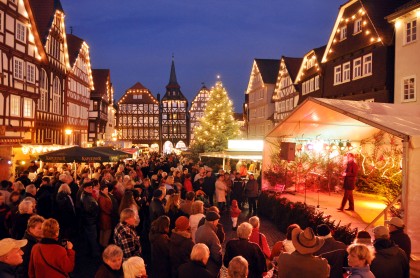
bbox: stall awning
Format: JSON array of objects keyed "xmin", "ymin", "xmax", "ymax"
[{"xmin": 200, "ymin": 150, "xmax": 262, "ymax": 161}]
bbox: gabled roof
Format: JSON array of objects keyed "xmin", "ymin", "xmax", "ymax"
[
  {"xmin": 28, "ymin": 0, "xmax": 64, "ymax": 44},
  {"xmin": 255, "ymin": 59, "xmax": 280, "ymax": 84},
  {"xmin": 118, "ymin": 82, "xmax": 159, "ymax": 105},
  {"xmin": 322, "ymin": 0, "xmax": 410, "ymax": 63},
  {"xmin": 295, "ymin": 45, "xmax": 326, "ymax": 83},
  {"xmin": 66, "ymin": 34, "xmax": 84, "ymax": 67},
  {"xmin": 92, "ymin": 69, "xmax": 110, "ymax": 97},
  {"xmin": 282, "ymin": 57, "xmax": 303, "ymax": 82},
  {"xmin": 22, "ymin": 0, "xmax": 48, "ymax": 62},
  {"xmin": 128, "ymin": 82, "xmax": 148, "ymax": 91},
  {"xmin": 386, "ymin": 0, "xmax": 420, "ymax": 21}
]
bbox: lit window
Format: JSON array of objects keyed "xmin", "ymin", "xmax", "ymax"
[
  {"xmin": 340, "ymin": 26, "xmax": 347, "ymax": 41},
  {"xmin": 309, "ymin": 78, "xmax": 314, "ymax": 92},
  {"xmin": 38, "ymin": 69, "xmax": 48, "ymax": 111},
  {"xmin": 403, "ymin": 76, "xmax": 416, "ymax": 102},
  {"xmin": 16, "ymin": 21, "xmax": 26, "ymax": 43},
  {"xmin": 343, "ymin": 62, "xmax": 351, "ymax": 82},
  {"xmin": 23, "ymin": 98, "xmax": 33, "ymax": 117},
  {"xmin": 363, "ymin": 54, "xmax": 372, "ymax": 76},
  {"xmin": 26, "ymin": 63, "xmax": 35, "ymax": 83},
  {"xmin": 13, "ymin": 58, "xmax": 24, "ymax": 80},
  {"xmin": 10, "ymin": 95, "xmax": 20, "ymax": 116},
  {"xmin": 334, "ymin": 65, "xmax": 342, "ymax": 85},
  {"xmin": 405, "ymin": 19, "xmax": 417, "ymax": 44},
  {"xmin": 353, "ymin": 58, "xmax": 362, "ymax": 79},
  {"xmin": 314, "ymin": 76, "xmax": 320, "ymax": 90},
  {"xmin": 354, "ymin": 19, "xmax": 362, "ymax": 34},
  {"xmin": 52, "ymin": 77, "xmax": 61, "ymax": 114}
]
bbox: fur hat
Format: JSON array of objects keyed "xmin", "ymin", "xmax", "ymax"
[
  {"xmin": 292, "ymin": 227, "xmax": 324, "ymax": 255},
  {"xmin": 354, "ymin": 231, "xmax": 372, "ymax": 245},
  {"xmin": 206, "ymin": 211, "xmax": 220, "ymax": 221},
  {"xmin": 175, "ymin": 216, "xmax": 190, "ymax": 231},
  {"xmin": 316, "ymin": 224, "xmax": 331, "ymax": 237}
]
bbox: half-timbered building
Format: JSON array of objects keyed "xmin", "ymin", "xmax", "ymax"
[
  {"xmin": 321, "ymin": 0, "xmax": 405, "ymax": 103},
  {"xmin": 272, "ymin": 56, "xmax": 302, "ymax": 122},
  {"xmin": 189, "ymin": 85, "xmax": 210, "ymax": 144},
  {"xmin": 66, "ymin": 33, "xmax": 93, "ymax": 146},
  {"xmin": 161, "ymin": 59, "xmax": 189, "ymax": 153},
  {"xmin": 30, "ymin": 0, "xmax": 69, "ymax": 144},
  {"xmin": 117, "ymin": 82, "xmax": 160, "ymax": 149},
  {"xmin": 387, "ymin": 1, "xmax": 420, "ymax": 105},
  {"xmin": 245, "ymin": 59, "xmax": 279, "ymax": 138},
  {"xmin": 89, "ymin": 69, "xmax": 112, "ymax": 146},
  {"xmin": 295, "ymin": 46, "xmax": 325, "ymax": 105}
]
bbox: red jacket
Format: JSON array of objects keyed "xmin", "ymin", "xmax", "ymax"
[
  {"xmin": 98, "ymin": 192, "xmax": 113, "ymax": 230},
  {"xmin": 249, "ymin": 228, "xmax": 271, "ymax": 259},
  {"xmin": 184, "ymin": 178, "xmax": 193, "ymax": 192},
  {"xmin": 29, "ymin": 238, "xmax": 75, "ymax": 278}
]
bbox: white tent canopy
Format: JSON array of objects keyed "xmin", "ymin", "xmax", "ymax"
[{"xmin": 265, "ymin": 97, "xmax": 420, "ymax": 254}]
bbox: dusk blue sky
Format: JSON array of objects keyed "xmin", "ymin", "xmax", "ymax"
[{"xmin": 61, "ymin": 0, "xmax": 339, "ymax": 112}]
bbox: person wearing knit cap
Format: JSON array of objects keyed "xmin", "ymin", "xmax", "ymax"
[
  {"xmin": 314, "ymin": 224, "xmax": 348, "ymax": 278},
  {"xmin": 370, "ymin": 225, "xmax": 409, "ymax": 278},
  {"xmin": 195, "ymin": 210, "xmax": 223, "ymax": 277},
  {"xmin": 353, "ymin": 231, "xmax": 372, "ymax": 245},
  {"xmin": 386, "ymin": 217, "xmax": 411, "ymax": 258},
  {"xmin": 170, "ymin": 216, "xmax": 194, "ymax": 277}
]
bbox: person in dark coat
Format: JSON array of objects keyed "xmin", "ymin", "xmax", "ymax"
[
  {"xmin": 385, "ymin": 217, "xmax": 411, "ymax": 258},
  {"xmin": 11, "ymin": 200, "xmax": 34, "ymax": 240},
  {"xmin": 178, "ymin": 243, "xmax": 213, "ymax": 278},
  {"xmin": 169, "ymin": 216, "xmax": 194, "ymax": 277},
  {"xmin": 149, "ymin": 189, "xmax": 165, "ymax": 223},
  {"xmin": 95, "ymin": 244, "xmax": 124, "ymax": 278},
  {"xmin": 55, "ymin": 184, "xmax": 77, "ymax": 239},
  {"xmin": 0, "ymin": 193, "xmax": 10, "ymax": 238},
  {"xmin": 244, "ymin": 174, "xmax": 259, "ymax": 215},
  {"xmin": 370, "ymin": 225, "xmax": 409, "ymax": 278},
  {"xmin": 0, "ymin": 238, "xmax": 27, "ymax": 278},
  {"xmin": 338, "ymin": 153, "xmax": 358, "ymax": 211},
  {"xmin": 314, "ymin": 224, "xmax": 348, "ymax": 278},
  {"xmin": 149, "ymin": 215, "xmax": 171, "ymax": 278},
  {"xmin": 80, "ymin": 181, "xmax": 100, "ymax": 257},
  {"xmin": 16, "ymin": 171, "xmax": 31, "ymax": 187},
  {"xmin": 203, "ymin": 170, "xmax": 216, "ymax": 206},
  {"xmin": 18, "ymin": 215, "xmax": 45, "ymax": 278},
  {"xmin": 224, "ymin": 222, "xmax": 267, "ymax": 278},
  {"xmin": 35, "ymin": 177, "xmax": 54, "ymax": 219},
  {"xmin": 98, "ymin": 184, "xmax": 113, "ymax": 248},
  {"xmin": 231, "ymin": 173, "xmax": 245, "ymax": 209}
]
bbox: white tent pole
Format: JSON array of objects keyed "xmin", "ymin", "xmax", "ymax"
[{"xmin": 402, "ymin": 139, "xmax": 409, "ymax": 224}]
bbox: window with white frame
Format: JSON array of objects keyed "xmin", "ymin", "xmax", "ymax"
[
  {"xmin": 38, "ymin": 70, "xmax": 48, "ymax": 110},
  {"xmin": 363, "ymin": 54, "xmax": 372, "ymax": 76},
  {"xmin": 0, "ymin": 11, "xmax": 4, "ymax": 33},
  {"xmin": 302, "ymin": 82, "xmax": 306, "ymax": 95},
  {"xmin": 306, "ymin": 57, "xmax": 315, "ymax": 69},
  {"xmin": 23, "ymin": 98, "xmax": 33, "ymax": 117},
  {"xmin": 340, "ymin": 26, "xmax": 347, "ymax": 41},
  {"xmin": 52, "ymin": 77, "xmax": 61, "ymax": 114},
  {"xmin": 343, "ymin": 62, "xmax": 351, "ymax": 82},
  {"xmin": 334, "ymin": 65, "xmax": 342, "ymax": 85},
  {"xmin": 354, "ymin": 19, "xmax": 362, "ymax": 34},
  {"xmin": 10, "ymin": 95, "xmax": 20, "ymax": 116},
  {"xmin": 315, "ymin": 75, "xmax": 320, "ymax": 90},
  {"xmin": 16, "ymin": 21, "xmax": 26, "ymax": 43},
  {"xmin": 403, "ymin": 76, "xmax": 416, "ymax": 102},
  {"xmin": 26, "ymin": 63, "xmax": 35, "ymax": 83},
  {"xmin": 309, "ymin": 78, "xmax": 314, "ymax": 92},
  {"xmin": 353, "ymin": 58, "xmax": 362, "ymax": 79},
  {"xmin": 13, "ymin": 58, "xmax": 23, "ymax": 80},
  {"xmin": 405, "ymin": 19, "xmax": 417, "ymax": 44}
]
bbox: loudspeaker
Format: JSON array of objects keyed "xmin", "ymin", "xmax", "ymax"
[{"xmin": 280, "ymin": 142, "xmax": 296, "ymax": 161}]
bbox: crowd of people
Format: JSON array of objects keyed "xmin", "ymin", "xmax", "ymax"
[{"xmin": 0, "ymin": 153, "xmax": 412, "ymax": 278}]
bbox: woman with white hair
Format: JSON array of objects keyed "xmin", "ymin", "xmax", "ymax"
[
  {"xmin": 228, "ymin": 256, "xmax": 249, "ymax": 278},
  {"xmin": 248, "ymin": 216, "xmax": 271, "ymax": 258},
  {"xmin": 178, "ymin": 243, "xmax": 213, "ymax": 278},
  {"xmin": 224, "ymin": 222, "xmax": 266, "ymax": 278},
  {"xmin": 95, "ymin": 244, "xmax": 124, "ymax": 277},
  {"xmin": 122, "ymin": 256, "xmax": 147, "ymax": 278},
  {"xmin": 11, "ymin": 199, "xmax": 34, "ymax": 239},
  {"xmin": 56, "ymin": 183, "xmax": 76, "ymax": 239}
]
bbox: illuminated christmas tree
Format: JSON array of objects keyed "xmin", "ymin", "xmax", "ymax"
[{"xmin": 192, "ymin": 78, "xmax": 240, "ymax": 153}]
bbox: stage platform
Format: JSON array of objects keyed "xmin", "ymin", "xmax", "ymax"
[{"xmin": 281, "ymin": 189, "xmax": 387, "ymax": 232}]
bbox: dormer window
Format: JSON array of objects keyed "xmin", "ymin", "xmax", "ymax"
[{"xmin": 340, "ymin": 26, "xmax": 347, "ymax": 41}]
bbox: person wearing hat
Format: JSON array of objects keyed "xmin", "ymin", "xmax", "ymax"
[
  {"xmin": 386, "ymin": 217, "xmax": 411, "ymax": 258},
  {"xmin": 353, "ymin": 231, "xmax": 373, "ymax": 246},
  {"xmin": 80, "ymin": 181, "xmax": 101, "ymax": 258},
  {"xmin": 0, "ymin": 238, "xmax": 27, "ymax": 277},
  {"xmin": 370, "ymin": 225, "xmax": 409, "ymax": 278},
  {"xmin": 224, "ymin": 222, "xmax": 267, "ymax": 278},
  {"xmin": 170, "ymin": 216, "xmax": 194, "ymax": 277},
  {"xmin": 313, "ymin": 224, "xmax": 347, "ymax": 278},
  {"xmin": 276, "ymin": 227, "xmax": 329, "ymax": 278},
  {"xmin": 195, "ymin": 211, "xmax": 223, "ymax": 277}
]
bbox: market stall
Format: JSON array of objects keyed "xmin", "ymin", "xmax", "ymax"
[{"xmin": 264, "ymin": 97, "xmax": 420, "ymax": 254}]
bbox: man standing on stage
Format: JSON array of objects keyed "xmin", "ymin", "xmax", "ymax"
[{"xmin": 338, "ymin": 153, "xmax": 358, "ymax": 211}]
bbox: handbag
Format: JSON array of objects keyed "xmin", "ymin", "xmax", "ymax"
[{"xmin": 38, "ymin": 245, "xmax": 69, "ymax": 278}]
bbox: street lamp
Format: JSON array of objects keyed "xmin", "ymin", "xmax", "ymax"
[{"xmin": 65, "ymin": 129, "xmax": 73, "ymax": 145}]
